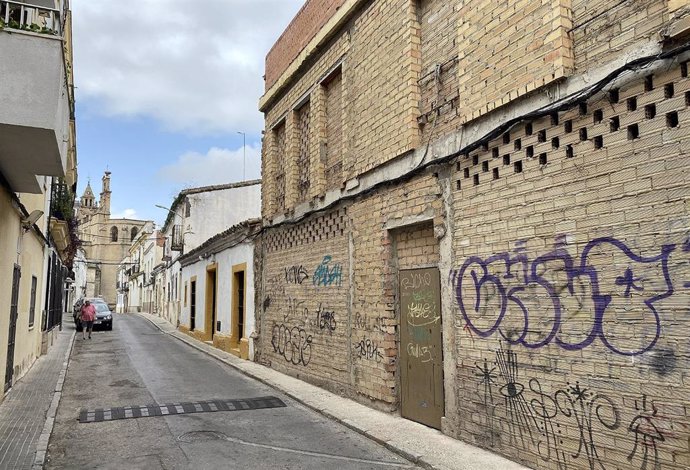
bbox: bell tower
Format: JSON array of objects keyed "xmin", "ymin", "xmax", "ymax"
[
  {"xmin": 100, "ymin": 171, "xmax": 112, "ymax": 215},
  {"xmin": 80, "ymin": 181, "xmax": 96, "ymax": 209}
]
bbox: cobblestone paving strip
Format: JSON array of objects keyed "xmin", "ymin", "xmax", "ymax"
[{"xmin": 78, "ymin": 396, "xmax": 286, "ymax": 423}]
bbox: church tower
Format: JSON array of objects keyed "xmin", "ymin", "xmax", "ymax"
[
  {"xmin": 100, "ymin": 171, "xmax": 112, "ymax": 215},
  {"xmin": 80, "ymin": 181, "xmax": 96, "ymax": 209}
]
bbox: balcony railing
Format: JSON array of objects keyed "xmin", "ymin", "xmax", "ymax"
[
  {"xmin": 0, "ymin": 0, "xmax": 63, "ymax": 36},
  {"xmin": 171, "ymin": 225, "xmax": 184, "ymax": 251}
]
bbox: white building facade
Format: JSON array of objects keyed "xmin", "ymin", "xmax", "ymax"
[{"xmin": 179, "ymin": 220, "xmax": 261, "ymax": 360}]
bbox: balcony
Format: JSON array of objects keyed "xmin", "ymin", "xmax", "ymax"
[
  {"xmin": 49, "ymin": 178, "xmax": 74, "ymax": 257},
  {"xmin": 0, "ymin": 0, "xmax": 70, "ymax": 193},
  {"xmin": 171, "ymin": 224, "xmax": 184, "ymax": 251}
]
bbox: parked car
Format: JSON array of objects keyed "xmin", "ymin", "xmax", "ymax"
[
  {"xmin": 92, "ymin": 302, "xmax": 114, "ymax": 330},
  {"xmin": 73, "ymin": 297, "xmax": 107, "ymax": 316},
  {"xmin": 73, "ymin": 297, "xmax": 111, "ymax": 331}
]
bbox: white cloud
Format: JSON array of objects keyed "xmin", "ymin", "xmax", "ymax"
[
  {"xmin": 72, "ymin": 0, "xmax": 303, "ymax": 135},
  {"xmin": 111, "ymin": 208, "xmax": 139, "ymax": 219},
  {"xmin": 157, "ymin": 145, "xmax": 261, "ymax": 187}
]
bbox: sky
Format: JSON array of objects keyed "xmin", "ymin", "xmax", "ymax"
[{"xmin": 72, "ymin": 0, "xmax": 304, "ymax": 225}]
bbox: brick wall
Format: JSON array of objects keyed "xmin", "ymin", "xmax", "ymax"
[
  {"xmin": 261, "ymin": 1, "xmax": 690, "ymax": 469},
  {"xmin": 265, "ymin": 0, "xmax": 347, "ymax": 90},
  {"xmin": 456, "ymin": 0, "xmax": 574, "ymax": 123},
  {"xmin": 450, "ymin": 64, "xmax": 690, "ymax": 470},
  {"xmin": 418, "ymin": 0, "xmax": 459, "ymax": 141},
  {"xmin": 263, "ymin": 0, "xmax": 420, "ymax": 220},
  {"xmin": 572, "ymin": 0, "xmax": 667, "ymax": 71},
  {"xmin": 260, "ymin": 209, "xmax": 351, "ymax": 393}
]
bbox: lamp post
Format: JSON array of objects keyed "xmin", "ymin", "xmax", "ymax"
[
  {"xmin": 155, "ymin": 204, "xmax": 175, "ymax": 215},
  {"xmin": 237, "ymin": 131, "xmax": 246, "ymax": 181}
]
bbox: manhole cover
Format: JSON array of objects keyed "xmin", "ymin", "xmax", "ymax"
[{"xmin": 178, "ymin": 430, "xmax": 227, "ymax": 443}]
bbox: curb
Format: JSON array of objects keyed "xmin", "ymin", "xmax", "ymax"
[
  {"xmin": 135, "ymin": 313, "xmax": 433, "ymax": 469},
  {"xmin": 32, "ymin": 330, "xmax": 76, "ymax": 469}
]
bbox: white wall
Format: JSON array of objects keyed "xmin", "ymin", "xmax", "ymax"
[
  {"xmin": 73, "ymin": 249, "xmax": 87, "ymax": 300},
  {"xmin": 180, "ymin": 243, "xmax": 256, "ymax": 358},
  {"xmin": 185, "ymin": 184, "xmax": 260, "ymax": 251}
]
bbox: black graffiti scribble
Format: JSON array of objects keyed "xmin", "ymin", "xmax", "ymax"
[
  {"xmin": 476, "ymin": 347, "xmax": 624, "ymax": 470},
  {"xmin": 284, "ymin": 265, "xmax": 309, "ymax": 284},
  {"xmin": 495, "ymin": 347, "xmax": 538, "ymax": 449},
  {"xmin": 530, "ymin": 379, "xmax": 567, "ymax": 469},
  {"xmin": 554, "ymin": 381, "xmax": 619, "ymax": 470},
  {"xmin": 353, "ymin": 338, "xmax": 383, "ymax": 362},
  {"xmin": 271, "ymin": 324, "xmax": 312, "ymax": 366},
  {"xmin": 315, "ymin": 303, "xmax": 336, "ymax": 334},
  {"xmin": 475, "ymin": 358, "xmax": 497, "ymax": 446},
  {"xmin": 627, "ymin": 395, "xmax": 665, "ymax": 470}
]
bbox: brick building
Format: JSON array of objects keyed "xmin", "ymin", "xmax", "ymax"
[{"xmin": 258, "ymin": 1, "xmax": 690, "ymax": 469}]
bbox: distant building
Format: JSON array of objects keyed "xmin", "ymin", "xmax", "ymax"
[
  {"xmin": 120, "ymin": 224, "xmax": 163, "ymax": 313},
  {"xmin": 75, "ymin": 171, "xmax": 149, "ymax": 307}
]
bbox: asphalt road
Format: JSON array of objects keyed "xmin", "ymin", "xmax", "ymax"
[{"xmin": 46, "ymin": 313, "xmax": 416, "ymax": 470}]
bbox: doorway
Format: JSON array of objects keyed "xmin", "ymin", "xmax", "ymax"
[
  {"xmin": 5, "ymin": 265, "xmax": 21, "ymax": 392},
  {"xmin": 231, "ymin": 263, "xmax": 247, "ymax": 357},
  {"xmin": 205, "ymin": 265, "xmax": 218, "ymax": 341},
  {"xmin": 399, "ymin": 267, "xmax": 444, "ymax": 429},
  {"xmin": 190, "ymin": 278, "xmax": 197, "ymax": 331}
]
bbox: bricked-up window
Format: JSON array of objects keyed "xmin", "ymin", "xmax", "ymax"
[
  {"xmin": 418, "ymin": 0, "xmax": 459, "ymax": 123},
  {"xmin": 323, "ymin": 68, "xmax": 343, "ymax": 188},
  {"xmin": 296, "ymin": 101, "xmax": 311, "ymax": 201},
  {"xmin": 273, "ymin": 121, "xmax": 287, "ymax": 212}
]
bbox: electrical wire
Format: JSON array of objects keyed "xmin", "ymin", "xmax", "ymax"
[{"xmin": 262, "ymin": 39, "xmax": 690, "ymax": 233}]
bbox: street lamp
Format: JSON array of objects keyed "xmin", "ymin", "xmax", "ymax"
[
  {"xmin": 155, "ymin": 204, "xmax": 175, "ymax": 214},
  {"xmin": 237, "ymin": 131, "xmax": 246, "ymax": 181}
]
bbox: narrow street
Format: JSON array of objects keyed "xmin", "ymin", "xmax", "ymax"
[{"xmin": 46, "ymin": 314, "xmax": 416, "ymax": 470}]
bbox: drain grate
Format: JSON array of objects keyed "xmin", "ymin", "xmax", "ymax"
[{"xmin": 79, "ymin": 396, "xmax": 286, "ymax": 423}]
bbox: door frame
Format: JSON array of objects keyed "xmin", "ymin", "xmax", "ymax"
[
  {"xmin": 230, "ymin": 263, "xmax": 247, "ymax": 354},
  {"xmin": 5, "ymin": 264, "xmax": 21, "ymax": 392},
  {"xmin": 189, "ymin": 276, "xmax": 197, "ymax": 331},
  {"xmin": 204, "ymin": 263, "xmax": 218, "ymax": 341}
]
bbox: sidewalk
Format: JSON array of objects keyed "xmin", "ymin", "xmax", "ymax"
[
  {"xmin": 136, "ymin": 312, "xmax": 527, "ymax": 470},
  {"xmin": 0, "ymin": 319, "xmax": 74, "ymax": 470}
]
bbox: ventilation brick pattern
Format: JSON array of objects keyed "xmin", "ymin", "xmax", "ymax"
[
  {"xmin": 265, "ymin": 208, "xmax": 347, "ymax": 253},
  {"xmin": 451, "ymin": 62, "xmax": 690, "ymax": 470}
]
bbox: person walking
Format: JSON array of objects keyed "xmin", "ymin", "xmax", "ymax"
[{"xmin": 80, "ymin": 300, "xmax": 96, "ymax": 340}]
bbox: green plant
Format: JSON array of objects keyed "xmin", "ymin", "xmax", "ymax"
[
  {"xmin": 8, "ymin": 19, "xmax": 20, "ymax": 29},
  {"xmin": 29, "ymin": 22, "xmax": 40, "ymax": 32}
]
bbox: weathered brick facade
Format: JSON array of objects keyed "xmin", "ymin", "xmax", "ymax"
[{"xmin": 259, "ymin": 1, "xmax": 690, "ymax": 469}]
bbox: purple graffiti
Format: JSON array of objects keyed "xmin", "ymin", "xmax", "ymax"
[{"xmin": 451, "ymin": 237, "xmax": 676, "ymax": 356}]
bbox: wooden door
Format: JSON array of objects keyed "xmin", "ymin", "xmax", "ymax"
[
  {"xmin": 399, "ymin": 267, "xmax": 443, "ymax": 429},
  {"xmin": 190, "ymin": 280, "xmax": 196, "ymax": 331},
  {"xmin": 5, "ymin": 265, "xmax": 21, "ymax": 392}
]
